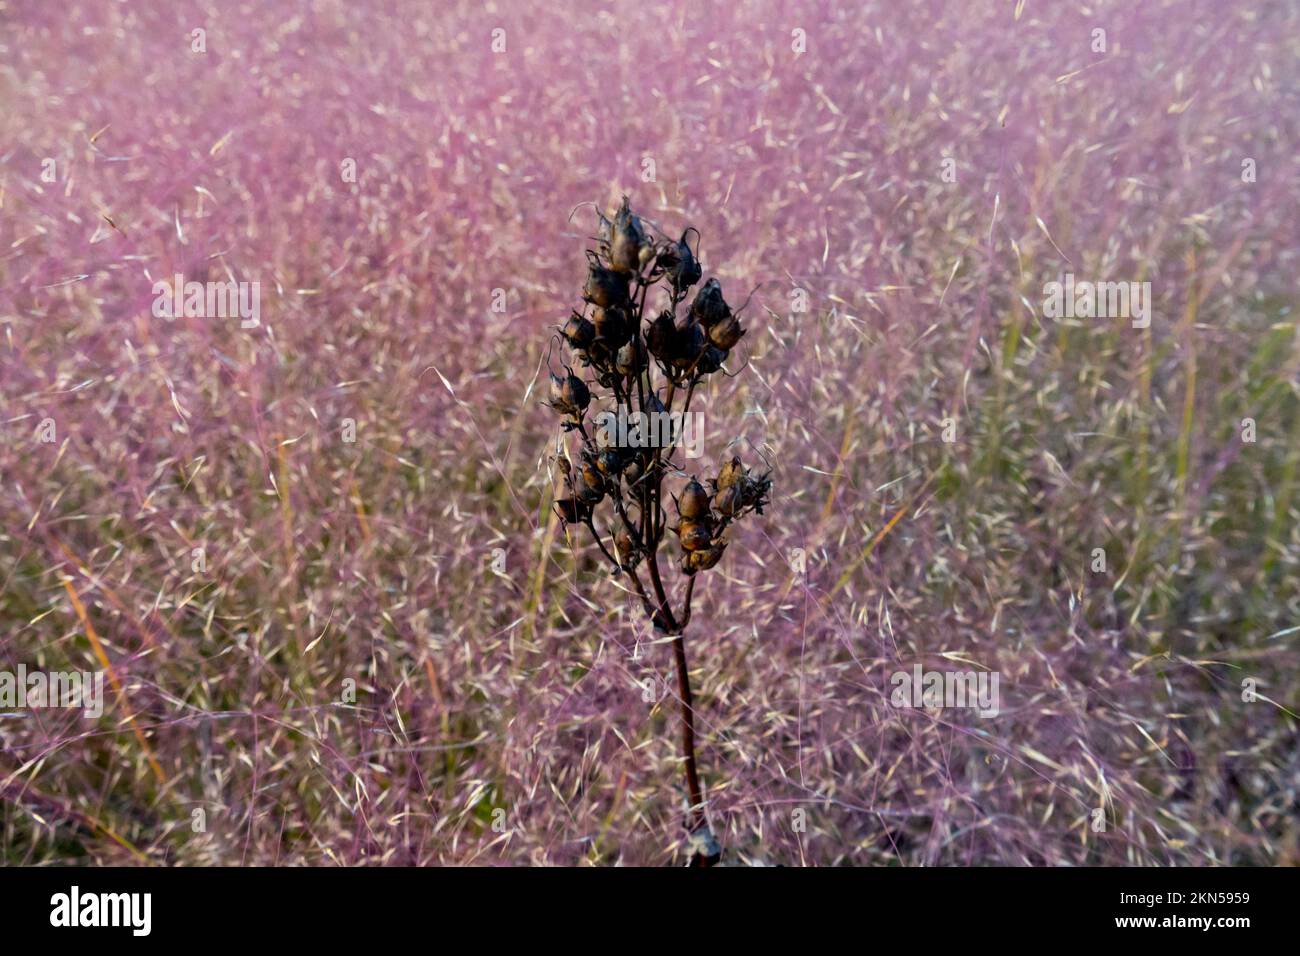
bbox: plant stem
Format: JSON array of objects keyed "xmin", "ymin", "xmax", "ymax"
[
  {"xmin": 676, "ymin": 629, "xmax": 707, "ymax": 842},
  {"xmin": 667, "ymin": 575, "xmax": 710, "ymax": 864}
]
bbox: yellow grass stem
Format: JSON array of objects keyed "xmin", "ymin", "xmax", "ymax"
[{"xmin": 62, "ymin": 579, "xmax": 166, "ymax": 786}]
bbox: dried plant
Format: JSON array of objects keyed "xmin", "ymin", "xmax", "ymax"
[
  {"xmin": 4, "ymin": 0, "xmax": 1296, "ymax": 871},
  {"xmin": 546, "ymin": 198, "xmax": 772, "ymax": 866}
]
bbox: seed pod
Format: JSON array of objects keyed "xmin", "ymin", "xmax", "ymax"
[
  {"xmin": 548, "ymin": 372, "xmax": 566, "ymax": 409},
  {"xmin": 659, "ymin": 230, "xmax": 702, "ymax": 292},
  {"xmin": 713, "ymin": 483, "xmax": 743, "ymax": 518},
  {"xmin": 562, "ymin": 313, "xmax": 595, "ymax": 351},
  {"xmin": 565, "ymin": 373, "xmax": 591, "ymax": 412},
  {"xmin": 646, "ymin": 310, "xmax": 676, "ymax": 362},
  {"xmin": 592, "ymin": 304, "xmax": 632, "ymax": 348},
  {"xmin": 596, "ymin": 448, "xmax": 623, "ymax": 475},
  {"xmin": 678, "ymin": 478, "xmax": 711, "ymax": 519},
  {"xmin": 604, "ymin": 197, "xmax": 649, "ymax": 274},
  {"xmin": 584, "ymin": 260, "xmax": 630, "ymax": 307},
  {"xmin": 638, "ymin": 242, "xmax": 657, "ymax": 270},
  {"xmin": 670, "ymin": 322, "xmax": 706, "ymax": 369},
  {"xmin": 577, "ymin": 461, "xmax": 605, "ymax": 503},
  {"xmin": 549, "ymin": 371, "xmax": 591, "ymax": 417},
  {"xmin": 682, "ymin": 541, "xmax": 726, "ymax": 574},
  {"xmin": 677, "ymin": 519, "xmax": 713, "ymax": 552},
  {"xmin": 707, "ymin": 314, "xmax": 745, "ymax": 350},
  {"xmin": 622, "ymin": 455, "xmax": 644, "ymax": 484},
  {"xmin": 616, "ymin": 338, "xmax": 646, "ymax": 377},
  {"xmin": 553, "ymin": 496, "xmax": 590, "ymax": 524},
  {"xmin": 690, "ymin": 278, "xmax": 731, "ymax": 327},
  {"xmin": 586, "ymin": 338, "xmax": 615, "ymax": 370},
  {"xmin": 695, "ymin": 345, "xmax": 727, "ymax": 374},
  {"xmin": 717, "ymin": 456, "xmax": 745, "ymax": 490}
]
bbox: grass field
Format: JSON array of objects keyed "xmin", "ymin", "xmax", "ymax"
[{"xmin": 1, "ymin": 0, "xmax": 1297, "ymax": 865}]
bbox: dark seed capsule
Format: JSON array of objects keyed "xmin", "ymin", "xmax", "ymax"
[
  {"xmin": 577, "ymin": 461, "xmax": 605, "ymax": 503},
  {"xmin": 584, "ymin": 263, "xmax": 630, "ymax": 307},
  {"xmin": 646, "ymin": 310, "xmax": 676, "ymax": 361},
  {"xmin": 717, "ymin": 456, "xmax": 744, "ymax": 490},
  {"xmin": 592, "ymin": 304, "xmax": 632, "ymax": 347},
  {"xmin": 553, "ymin": 496, "xmax": 589, "ymax": 524},
  {"xmin": 659, "ymin": 231, "xmax": 702, "ymax": 292},
  {"xmin": 691, "ymin": 278, "xmax": 731, "ymax": 327},
  {"xmin": 548, "ymin": 373, "xmax": 572, "ymax": 414},
  {"xmin": 670, "ymin": 323, "xmax": 706, "ymax": 368},
  {"xmin": 713, "ymin": 483, "xmax": 743, "ymax": 517},
  {"xmin": 677, "ymin": 519, "xmax": 713, "ymax": 552},
  {"xmin": 707, "ymin": 314, "xmax": 745, "ymax": 350},
  {"xmin": 678, "ymin": 478, "xmax": 711, "ymax": 519},
  {"xmin": 596, "ymin": 449, "xmax": 623, "ymax": 475},
  {"xmin": 556, "ymin": 371, "xmax": 590, "ymax": 414},
  {"xmin": 683, "ymin": 541, "xmax": 726, "ymax": 573},
  {"xmin": 695, "ymin": 345, "xmax": 726, "ymax": 374},
  {"xmin": 562, "ymin": 313, "xmax": 595, "ymax": 351},
  {"xmin": 615, "ymin": 338, "xmax": 646, "ymax": 376},
  {"xmin": 698, "ymin": 542, "xmax": 726, "ymax": 569},
  {"xmin": 605, "ymin": 197, "xmax": 649, "ymax": 274}
]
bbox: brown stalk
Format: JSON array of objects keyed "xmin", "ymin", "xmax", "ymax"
[{"xmin": 549, "ymin": 198, "xmax": 766, "ymax": 867}]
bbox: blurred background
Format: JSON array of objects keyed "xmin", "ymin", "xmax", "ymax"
[{"xmin": 1, "ymin": 0, "xmax": 1296, "ymax": 865}]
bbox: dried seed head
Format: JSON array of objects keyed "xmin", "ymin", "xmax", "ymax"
[
  {"xmin": 592, "ymin": 304, "xmax": 633, "ymax": 348},
  {"xmin": 670, "ymin": 322, "xmax": 706, "ymax": 369},
  {"xmin": 695, "ymin": 345, "xmax": 727, "ymax": 375},
  {"xmin": 622, "ymin": 455, "xmax": 645, "ymax": 484},
  {"xmin": 615, "ymin": 338, "xmax": 647, "ymax": 376},
  {"xmin": 678, "ymin": 478, "xmax": 711, "ymax": 519},
  {"xmin": 646, "ymin": 310, "xmax": 676, "ymax": 362},
  {"xmin": 690, "ymin": 278, "xmax": 731, "ymax": 327},
  {"xmin": 707, "ymin": 313, "xmax": 745, "ymax": 350},
  {"xmin": 549, "ymin": 370, "xmax": 591, "ymax": 417},
  {"xmin": 577, "ymin": 460, "xmax": 606, "ymax": 503},
  {"xmin": 682, "ymin": 540, "xmax": 726, "ymax": 574},
  {"xmin": 658, "ymin": 230, "xmax": 702, "ymax": 292},
  {"xmin": 596, "ymin": 448, "xmax": 623, "ymax": 475},
  {"xmin": 713, "ymin": 483, "xmax": 743, "ymax": 518},
  {"xmin": 553, "ymin": 496, "xmax": 590, "ymax": 524},
  {"xmin": 677, "ymin": 519, "xmax": 713, "ymax": 552},
  {"xmin": 603, "ymin": 197, "xmax": 649, "ymax": 274},
  {"xmin": 584, "ymin": 261, "xmax": 630, "ymax": 307},
  {"xmin": 562, "ymin": 313, "xmax": 596, "ymax": 351},
  {"xmin": 566, "ymin": 372, "xmax": 591, "ymax": 411},
  {"xmin": 716, "ymin": 456, "xmax": 745, "ymax": 490}
]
